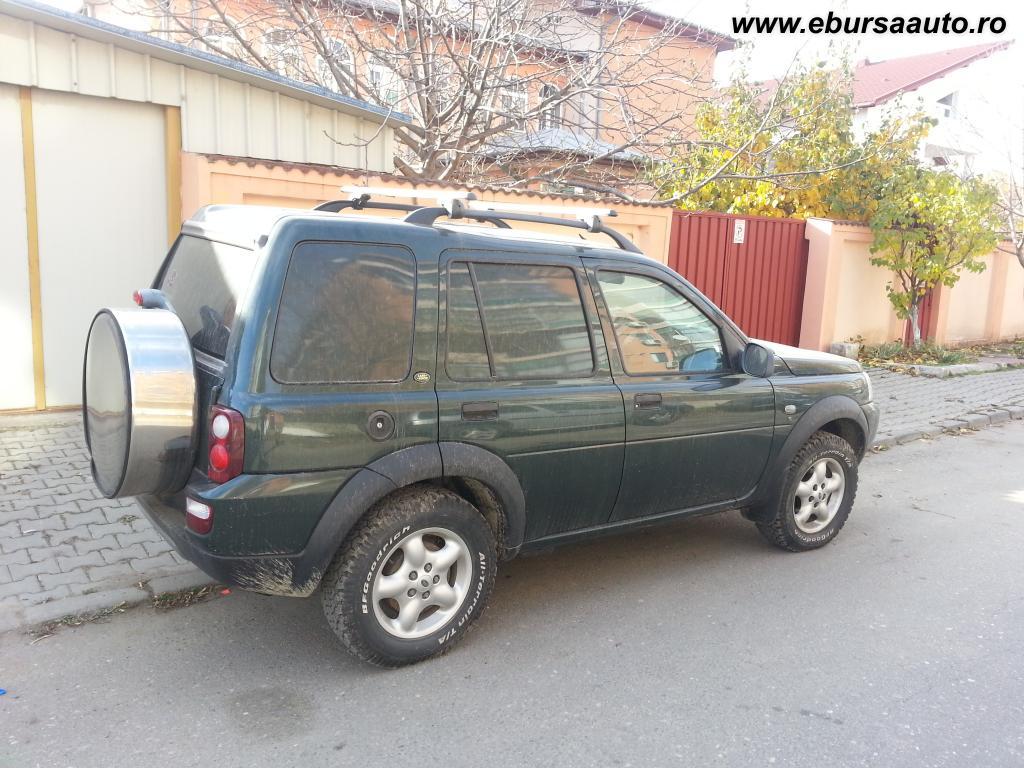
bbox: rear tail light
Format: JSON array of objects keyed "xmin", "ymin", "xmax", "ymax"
[
  {"xmin": 185, "ymin": 497, "xmax": 213, "ymax": 534},
  {"xmin": 208, "ymin": 405, "xmax": 244, "ymax": 483}
]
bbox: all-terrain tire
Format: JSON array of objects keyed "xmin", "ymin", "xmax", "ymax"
[
  {"xmin": 321, "ymin": 486, "xmax": 497, "ymax": 667},
  {"xmin": 756, "ymin": 431, "xmax": 859, "ymax": 552}
]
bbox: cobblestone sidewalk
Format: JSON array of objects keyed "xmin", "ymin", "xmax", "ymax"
[
  {"xmin": 869, "ymin": 367, "xmax": 1024, "ymax": 446},
  {"xmin": 3, "ymin": 366, "xmax": 1024, "ymax": 632},
  {"xmin": 0, "ymin": 413, "xmax": 203, "ymax": 632}
]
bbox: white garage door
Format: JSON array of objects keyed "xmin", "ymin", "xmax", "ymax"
[
  {"xmin": 33, "ymin": 90, "xmax": 168, "ymax": 406},
  {"xmin": 0, "ymin": 84, "xmax": 35, "ymax": 411}
]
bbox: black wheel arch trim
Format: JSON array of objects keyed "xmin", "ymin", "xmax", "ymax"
[
  {"xmin": 748, "ymin": 395, "xmax": 868, "ymax": 519},
  {"xmin": 438, "ymin": 441, "xmax": 527, "ymax": 554},
  {"xmin": 294, "ymin": 442, "xmax": 526, "ymax": 590}
]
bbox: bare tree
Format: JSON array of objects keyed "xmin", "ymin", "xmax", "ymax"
[
  {"xmin": 102, "ymin": 0, "xmax": 730, "ymax": 197},
  {"xmin": 995, "ymin": 175, "xmax": 1024, "ymax": 269}
]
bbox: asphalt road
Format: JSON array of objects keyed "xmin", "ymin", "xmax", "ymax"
[{"xmin": 3, "ymin": 422, "xmax": 1023, "ymax": 768}]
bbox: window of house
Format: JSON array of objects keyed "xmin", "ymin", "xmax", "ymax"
[
  {"xmin": 262, "ymin": 29, "xmax": 304, "ymax": 77},
  {"xmin": 271, "ymin": 242, "xmax": 416, "ymax": 383},
  {"xmin": 445, "ymin": 262, "xmax": 594, "ymax": 380},
  {"xmin": 937, "ymin": 92, "xmax": 958, "ymax": 119},
  {"xmin": 597, "ymin": 272, "xmax": 726, "ymax": 375},
  {"xmin": 368, "ymin": 58, "xmax": 404, "ymax": 106},
  {"xmin": 201, "ymin": 16, "xmax": 243, "ymax": 58},
  {"xmin": 499, "ymin": 83, "xmax": 528, "ymax": 131},
  {"xmin": 567, "ymin": 90, "xmax": 599, "ymax": 136},
  {"xmin": 317, "ymin": 38, "xmax": 354, "ymax": 89},
  {"xmin": 539, "ymin": 84, "xmax": 561, "ymax": 130}
]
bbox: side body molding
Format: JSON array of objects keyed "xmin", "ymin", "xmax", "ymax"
[
  {"xmin": 295, "ymin": 442, "xmax": 527, "ymax": 589},
  {"xmin": 748, "ymin": 395, "xmax": 868, "ymax": 519}
]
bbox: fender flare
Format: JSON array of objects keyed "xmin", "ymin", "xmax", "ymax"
[
  {"xmin": 439, "ymin": 441, "xmax": 527, "ymax": 554},
  {"xmin": 294, "ymin": 442, "xmax": 526, "ymax": 587},
  {"xmin": 749, "ymin": 395, "xmax": 868, "ymax": 518}
]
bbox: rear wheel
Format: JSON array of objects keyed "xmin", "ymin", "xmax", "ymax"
[
  {"xmin": 321, "ymin": 486, "xmax": 496, "ymax": 667},
  {"xmin": 756, "ymin": 431, "xmax": 858, "ymax": 552}
]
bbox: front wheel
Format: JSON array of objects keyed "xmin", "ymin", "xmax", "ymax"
[
  {"xmin": 756, "ymin": 431, "xmax": 859, "ymax": 552},
  {"xmin": 321, "ymin": 487, "xmax": 496, "ymax": 667}
]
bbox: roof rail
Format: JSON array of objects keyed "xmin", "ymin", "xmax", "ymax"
[
  {"xmin": 313, "ymin": 186, "xmax": 641, "ymax": 253},
  {"xmin": 405, "ymin": 198, "xmax": 642, "ymax": 253}
]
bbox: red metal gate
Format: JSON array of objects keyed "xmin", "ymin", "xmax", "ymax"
[{"xmin": 667, "ymin": 211, "xmax": 808, "ymax": 346}]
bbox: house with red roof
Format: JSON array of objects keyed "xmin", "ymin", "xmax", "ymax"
[{"xmin": 850, "ymin": 41, "xmax": 1013, "ymax": 174}]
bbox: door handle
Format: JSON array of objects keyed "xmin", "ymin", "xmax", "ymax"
[
  {"xmin": 633, "ymin": 393, "xmax": 663, "ymax": 409},
  {"xmin": 462, "ymin": 401, "xmax": 499, "ymax": 421}
]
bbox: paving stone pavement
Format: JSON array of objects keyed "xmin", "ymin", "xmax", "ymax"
[
  {"xmin": 0, "ymin": 413, "xmax": 204, "ymax": 632},
  {"xmin": 3, "ymin": 365, "xmax": 1024, "ymax": 632},
  {"xmin": 868, "ymin": 367, "xmax": 1024, "ymax": 446}
]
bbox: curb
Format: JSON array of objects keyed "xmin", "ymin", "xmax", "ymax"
[
  {"xmin": 871, "ymin": 405, "xmax": 1024, "ymax": 450},
  {"xmin": 891, "ymin": 361, "xmax": 1023, "ymax": 378},
  {"xmin": 0, "ymin": 567, "xmax": 214, "ymax": 635}
]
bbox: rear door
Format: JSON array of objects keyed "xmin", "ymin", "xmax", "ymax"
[
  {"xmin": 586, "ymin": 260, "xmax": 775, "ymax": 520},
  {"xmin": 435, "ymin": 249, "xmax": 625, "ymax": 542},
  {"xmin": 246, "ymin": 238, "xmax": 438, "ymax": 474}
]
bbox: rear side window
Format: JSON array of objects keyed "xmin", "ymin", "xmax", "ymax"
[
  {"xmin": 271, "ymin": 242, "xmax": 416, "ymax": 383},
  {"xmin": 445, "ymin": 261, "xmax": 594, "ymax": 380},
  {"xmin": 446, "ymin": 264, "xmax": 491, "ymax": 380},
  {"xmin": 158, "ymin": 236, "xmax": 258, "ymax": 359}
]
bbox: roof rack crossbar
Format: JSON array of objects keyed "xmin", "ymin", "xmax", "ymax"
[
  {"xmin": 340, "ymin": 185, "xmax": 476, "ymax": 202},
  {"xmin": 314, "ymin": 197, "xmax": 511, "ymax": 227},
  {"xmin": 315, "ymin": 198, "xmax": 419, "ymax": 213},
  {"xmin": 403, "ymin": 204, "xmax": 642, "ymax": 253}
]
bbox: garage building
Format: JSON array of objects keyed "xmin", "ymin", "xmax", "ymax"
[{"xmin": 0, "ymin": 0, "xmax": 403, "ymax": 411}]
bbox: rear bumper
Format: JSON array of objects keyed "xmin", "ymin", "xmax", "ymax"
[{"xmin": 138, "ymin": 489, "xmax": 322, "ymax": 598}]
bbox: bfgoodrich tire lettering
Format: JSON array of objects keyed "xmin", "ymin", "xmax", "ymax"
[
  {"xmin": 756, "ymin": 431, "xmax": 858, "ymax": 552},
  {"xmin": 321, "ymin": 486, "xmax": 496, "ymax": 667}
]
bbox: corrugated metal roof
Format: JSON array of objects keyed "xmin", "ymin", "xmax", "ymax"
[
  {"xmin": 484, "ymin": 128, "xmax": 644, "ymax": 161},
  {"xmin": 0, "ymin": 0, "xmax": 411, "ymax": 125}
]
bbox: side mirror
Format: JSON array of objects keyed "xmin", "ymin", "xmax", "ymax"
[{"xmin": 742, "ymin": 342, "xmax": 775, "ymax": 378}]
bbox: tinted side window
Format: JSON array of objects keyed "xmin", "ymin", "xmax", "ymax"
[
  {"xmin": 447, "ymin": 262, "xmax": 594, "ymax": 380},
  {"xmin": 446, "ymin": 263, "xmax": 491, "ymax": 380},
  {"xmin": 271, "ymin": 242, "xmax": 415, "ymax": 383},
  {"xmin": 597, "ymin": 271, "xmax": 726, "ymax": 375}
]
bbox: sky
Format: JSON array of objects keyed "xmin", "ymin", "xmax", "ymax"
[{"xmin": 650, "ymin": 0, "xmax": 1023, "ymax": 83}]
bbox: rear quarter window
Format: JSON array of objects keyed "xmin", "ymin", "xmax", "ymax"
[{"xmin": 271, "ymin": 241, "xmax": 416, "ymax": 384}]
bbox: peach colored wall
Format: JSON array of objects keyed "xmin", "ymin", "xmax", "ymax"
[
  {"xmin": 800, "ymin": 219, "xmax": 902, "ymax": 350},
  {"xmin": 942, "ymin": 253, "xmax": 992, "ymax": 345},
  {"xmin": 802, "ymin": 220, "xmax": 1023, "ymax": 350},
  {"xmin": 999, "ymin": 254, "xmax": 1024, "ymax": 338},
  {"xmin": 941, "ymin": 249, "xmax": 1024, "ymax": 345},
  {"xmin": 179, "ymin": 153, "xmax": 674, "ymax": 261},
  {"xmin": 832, "ymin": 230, "xmax": 904, "ymax": 346}
]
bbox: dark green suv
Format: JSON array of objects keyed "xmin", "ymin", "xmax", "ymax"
[{"xmin": 83, "ymin": 194, "xmax": 878, "ymax": 667}]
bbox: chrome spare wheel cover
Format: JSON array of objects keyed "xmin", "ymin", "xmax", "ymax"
[
  {"xmin": 83, "ymin": 308, "xmax": 197, "ymax": 498},
  {"xmin": 372, "ymin": 527, "xmax": 474, "ymax": 640},
  {"xmin": 793, "ymin": 457, "xmax": 846, "ymax": 534}
]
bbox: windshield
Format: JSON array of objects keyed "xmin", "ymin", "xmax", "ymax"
[{"xmin": 157, "ymin": 236, "xmax": 258, "ymax": 359}]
